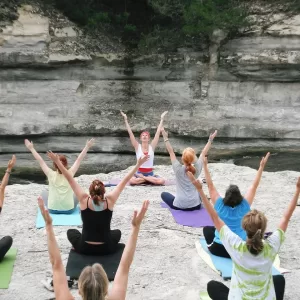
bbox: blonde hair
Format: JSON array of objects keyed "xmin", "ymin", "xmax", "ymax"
[
  {"xmin": 78, "ymin": 264, "xmax": 109, "ymax": 300},
  {"xmin": 182, "ymin": 147, "xmax": 196, "ymax": 175},
  {"xmin": 242, "ymin": 209, "xmax": 267, "ymax": 255}
]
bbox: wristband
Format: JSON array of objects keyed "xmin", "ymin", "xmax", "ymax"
[
  {"xmin": 208, "ymin": 138, "xmax": 213, "ymax": 143},
  {"xmin": 164, "ymin": 139, "xmax": 169, "ymax": 143},
  {"xmin": 6, "ymin": 170, "xmax": 11, "ymax": 174}
]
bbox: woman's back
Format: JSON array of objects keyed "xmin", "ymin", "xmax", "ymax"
[
  {"xmin": 220, "ymin": 225, "xmax": 285, "ymax": 300},
  {"xmin": 172, "ymin": 159, "xmax": 202, "ymax": 209},
  {"xmin": 47, "ymin": 169, "xmax": 74, "ymax": 210}
]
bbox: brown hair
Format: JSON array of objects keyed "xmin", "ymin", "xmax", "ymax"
[
  {"xmin": 223, "ymin": 185, "xmax": 243, "ymax": 207},
  {"xmin": 78, "ymin": 263, "xmax": 108, "ymax": 300},
  {"xmin": 89, "ymin": 180, "xmax": 105, "ymax": 205},
  {"xmin": 182, "ymin": 147, "xmax": 196, "ymax": 175},
  {"xmin": 53, "ymin": 155, "xmax": 68, "ymax": 174},
  {"xmin": 242, "ymin": 209, "xmax": 267, "ymax": 255}
]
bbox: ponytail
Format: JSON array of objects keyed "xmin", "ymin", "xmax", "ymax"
[
  {"xmin": 182, "ymin": 147, "xmax": 196, "ymax": 175},
  {"xmin": 185, "ymin": 164, "xmax": 196, "ymax": 175},
  {"xmin": 89, "ymin": 180, "xmax": 105, "ymax": 205},
  {"xmin": 246, "ymin": 229, "xmax": 264, "ymax": 255}
]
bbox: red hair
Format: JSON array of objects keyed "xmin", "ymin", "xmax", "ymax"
[
  {"xmin": 89, "ymin": 180, "xmax": 106, "ymax": 205},
  {"xmin": 140, "ymin": 131, "xmax": 150, "ymax": 138},
  {"xmin": 53, "ymin": 155, "xmax": 68, "ymax": 174},
  {"xmin": 182, "ymin": 148, "xmax": 196, "ymax": 175}
]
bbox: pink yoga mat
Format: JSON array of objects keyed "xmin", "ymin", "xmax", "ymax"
[
  {"xmin": 108, "ymin": 178, "xmax": 176, "ymax": 186},
  {"xmin": 161, "ymin": 202, "xmax": 213, "ymax": 228}
]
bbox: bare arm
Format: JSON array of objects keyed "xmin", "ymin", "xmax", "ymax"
[
  {"xmin": 38, "ymin": 197, "xmax": 73, "ymax": 300},
  {"xmin": 203, "ymin": 158, "xmax": 220, "ymax": 204},
  {"xmin": 151, "ymin": 111, "xmax": 168, "ymax": 150},
  {"xmin": 121, "ymin": 111, "xmax": 139, "ymax": 150},
  {"xmin": 25, "ymin": 140, "xmax": 50, "ymax": 175},
  {"xmin": 187, "ymin": 172, "xmax": 224, "ymax": 232},
  {"xmin": 69, "ymin": 138, "xmax": 95, "ymax": 175},
  {"xmin": 200, "ymin": 130, "xmax": 217, "ymax": 159},
  {"xmin": 0, "ymin": 155, "xmax": 16, "ymax": 209},
  {"xmin": 109, "ymin": 200, "xmax": 149, "ymax": 300},
  {"xmin": 278, "ymin": 178, "xmax": 300, "ymax": 232},
  {"xmin": 47, "ymin": 152, "xmax": 88, "ymax": 203},
  {"xmin": 161, "ymin": 128, "xmax": 176, "ymax": 162},
  {"xmin": 244, "ymin": 152, "xmax": 270, "ymax": 206},
  {"xmin": 107, "ymin": 156, "xmax": 149, "ymax": 204}
]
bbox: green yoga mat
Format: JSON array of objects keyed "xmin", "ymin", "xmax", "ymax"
[
  {"xmin": 0, "ymin": 248, "xmax": 17, "ymax": 289},
  {"xmin": 200, "ymin": 291, "xmax": 211, "ymax": 300}
]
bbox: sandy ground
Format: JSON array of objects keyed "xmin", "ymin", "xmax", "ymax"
[{"xmin": 0, "ymin": 163, "xmax": 299, "ymax": 300}]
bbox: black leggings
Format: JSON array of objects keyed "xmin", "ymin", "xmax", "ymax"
[
  {"xmin": 67, "ymin": 229, "xmax": 121, "ymax": 256},
  {"xmin": 207, "ymin": 275, "xmax": 285, "ymax": 300},
  {"xmin": 0, "ymin": 236, "xmax": 13, "ymax": 262},
  {"xmin": 161, "ymin": 192, "xmax": 201, "ymax": 211},
  {"xmin": 203, "ymin": 226, "xmax": 230, "ymax": 258}
]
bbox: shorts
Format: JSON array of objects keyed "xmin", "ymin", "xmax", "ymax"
[{"xmin": 134, "ymin": 171, "xmax": 159, "ymax": 177}]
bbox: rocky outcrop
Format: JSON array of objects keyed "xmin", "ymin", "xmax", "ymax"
[{"xmin": 0, "ymin": 3, "xmax": 300, "ymax": 178}]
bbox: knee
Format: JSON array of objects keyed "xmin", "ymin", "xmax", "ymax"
[
  {"xmin": 4, "ymin": 236, "xmax": 13, "ymax": 248},
  {"xmin": 207, "ymin": 280, "xmax": 216, "ymax": 291}
]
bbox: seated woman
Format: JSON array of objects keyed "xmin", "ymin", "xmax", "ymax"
[
  {"xmin": 0, "ymin": 155, "xmax": 16, "ymax": 262},
  {"xmin": 37, "ymin": 195, "xmax": 149, "ymax": 300},
  {"xmin": 120, "ymin": 110, "xmax": 167, "ymax": 186},
  {"xmin": 202, "ymin": 153, "xmax": 270, "ymax": 258},
  {"xmin": 188, "ymin": 169, "xmax": 293, "ymax": 300},
  {"xmin": 25, "ymin": 138, "xmax": 95, "ymax": 214},
  {"xmin": 48, "ymin": 151, "xmax": 148, "ymax": 256},
  {"xmin": 160, "ymin": 128, "xmax": 217, "ymax": 211}
]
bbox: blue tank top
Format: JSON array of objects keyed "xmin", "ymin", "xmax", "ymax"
[{"xmin": 214, "ymin": 197, "xmax": 250, "ymax": 244}]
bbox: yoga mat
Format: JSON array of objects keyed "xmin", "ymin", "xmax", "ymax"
[
  {"xmin": 108, "ymin": 178, "xmax": 176, "ymax": 186},
  {"xmin": 0, "ymin": 248, "xmax": 17, "ymax": 289},
  {"xmin": 196, "ymin": 238, "xmax": 281, "ymax": 280},
  {"xmin": 200, "ymin": 292, "xmax": 211, "ymax": 300},
  {"xmin": 36, "ymin": 206, "xmax": 82, "ymax": 229},
  {"xmin": 66, "ymin": 244, "xmax": 125, "ymax": 281},
  {"xmin": 160, "ymin": 203, "xmax": 214, "ymax": 228}
]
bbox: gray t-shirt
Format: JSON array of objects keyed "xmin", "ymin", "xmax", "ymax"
[{"xmin": 172, "ymin": 158, "xmax": 203, "ymax": 209}]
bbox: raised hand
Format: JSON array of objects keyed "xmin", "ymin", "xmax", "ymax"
[
  {"xmin": 7, "ymin": 155, "xmax": 16, "ymax": 170},
  {"xmin": 259, "ymin": 152, "xmax": 270, "ymax": 168},
  {"xmin": 86, "ymin": 138, "xmax": 95, "ymax": 148},
  {"xmin": 209, "ymin": 130, "xmax": 218, "ymax": 141},
  {"xmin": 137, "ymin": 155, "xmax": 150, "ymax": 166},
  {"xmin": 47, "ymin": 151, "xmax": 59, "ymax": 163},
  {"xmin": 296, "ymin": 177, "xmax": 300, "ymax": 190},
  {"xmin": 38, "ymin": 196, "xmax": 52, "ymax": 226},
  {"xmin": 24, "ymin": 139, "xmax": 34, "ymax": 150},
  {"xmin": 132, "ymin": 200, "xmax": 150, "ymax": 228},
  {"xmin": 161, "ymin": 111, "xmax": 168, "ymax": 119},
  {"xmin": 187, "ymin": 171, "xmax": 203, "ymax": 190},
  {"xmin": 120, "ymin": 110, "xmax": 127, "ymax": 120}
]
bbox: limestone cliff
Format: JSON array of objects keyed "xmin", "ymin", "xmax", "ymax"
[{"xmin": 0, "ymin": 3, "xmax": 299, "ymax": 179}]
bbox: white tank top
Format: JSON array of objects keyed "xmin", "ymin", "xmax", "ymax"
[{"xmin": 136, "ymin": 144, "xmax": 154, "ymax": 169}]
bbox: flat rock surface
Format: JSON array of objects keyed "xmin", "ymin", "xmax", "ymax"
[{"xmin": 0, "ymin": 163, "xmax": 299, "ymax": 300}]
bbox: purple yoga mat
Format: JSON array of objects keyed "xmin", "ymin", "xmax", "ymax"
[
  {"xmin": 108, "ymin": 178, "xmax": 176, "ymax": 186},
  {"xmin": 160, "ymin": 202, "xmax": 213, "ymax": 228}
]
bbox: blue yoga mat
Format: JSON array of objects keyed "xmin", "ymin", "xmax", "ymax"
[
  {"xmin": 36, "ymin": 206, "xmax": 82, "ymax": 228},
  {"xmin": 199, "ymin": 238, "xmax": 281, "ymax": 280}
]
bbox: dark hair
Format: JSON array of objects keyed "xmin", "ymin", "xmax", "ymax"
[
  {"xmin": 223, "ymin": 185, "xmax": 243, "ymax": 207},
  {"xmin": 242, "ymin": 209, "xmax": 267, "ymax": 255},
  {"xmin": 89, "ymin": 180, "xmax": 105, "ymax": 205},
  {"xmin": 53, "ymin": 155, "xmax": 68, "ymax": 174}
]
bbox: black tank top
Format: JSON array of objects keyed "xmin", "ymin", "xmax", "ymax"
[{"xmin": 81, "ymin": 197, "xmax": 113, "ymax": 243}]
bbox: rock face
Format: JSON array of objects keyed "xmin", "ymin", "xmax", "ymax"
[{"xmin": 0, "ymin": 3, "xmax": 300, "ymax": 172}]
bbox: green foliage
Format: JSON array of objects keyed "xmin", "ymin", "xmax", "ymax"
[
  {"xmin": 115, "ymin": 12, "xmax": 130, "ymax": 25},
  {"xmin": 124, "ymin": 24, "xmax": 137, "ymax": 32},
  {"xmin": 183, "ymin": 0, "xmax": 248, "ymax": 37},
  {"xmin": 87, "ymin": 12, "xmax": 111, "ymax": 28}
]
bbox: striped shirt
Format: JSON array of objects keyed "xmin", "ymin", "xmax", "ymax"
[{"xmin": 220, "ymin": 225, "xmax": 285, "ymax": 300}]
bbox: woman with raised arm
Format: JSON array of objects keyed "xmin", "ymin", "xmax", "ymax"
[
  {"xmin": 202, "ymin": 153, "xmax": 270, "ymax": 258},
  {"xmin": 25, "ymin": 138, "xmax": 95, "ymax": 214},
  {"xmin": 188, "ymin": 169, "xmax": 294, "ymax": 300},
  {"xmin": 160, "ymin": 129, "xmax": 217, "ymax": 211},
  {"xmin": 48, "ymin": 151, "xmax": 149, "ymax": 255},
  {"xmin": 38, "ymin": 196, "xmax": 149, "ymax": 300},
  {"xmin": 120, "ymin": 110, "xmax": 167, "ymax": 185},
  {"xmin": 0, "ymin": 155, "xmax": 16, "ymax": 262}
]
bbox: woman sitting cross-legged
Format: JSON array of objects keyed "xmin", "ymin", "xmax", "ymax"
[
  {"xmin": 37, "ymin": 195, "xmax": 149, "ymax": 300},
  {"xmin": 202, "ymin": 152, "xmax": 270, "ymax": 258},
  {"xmin": 47, "ymin": 151, "xmax": 149, "ymax": 256},
  {"xmin": 160, "ymin": 128, "xmax": 217, "ymax": 211},
  {"xmin": 0, "ymin": 155, "xmax": 16, "ymax": 262},
  {"xmin": 188, "ymin": 166, "xmax": 293, "ymax": 300},
  {"xmin": 25, "ymin": 138, "xmax": 95, "ymax": 214}
]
